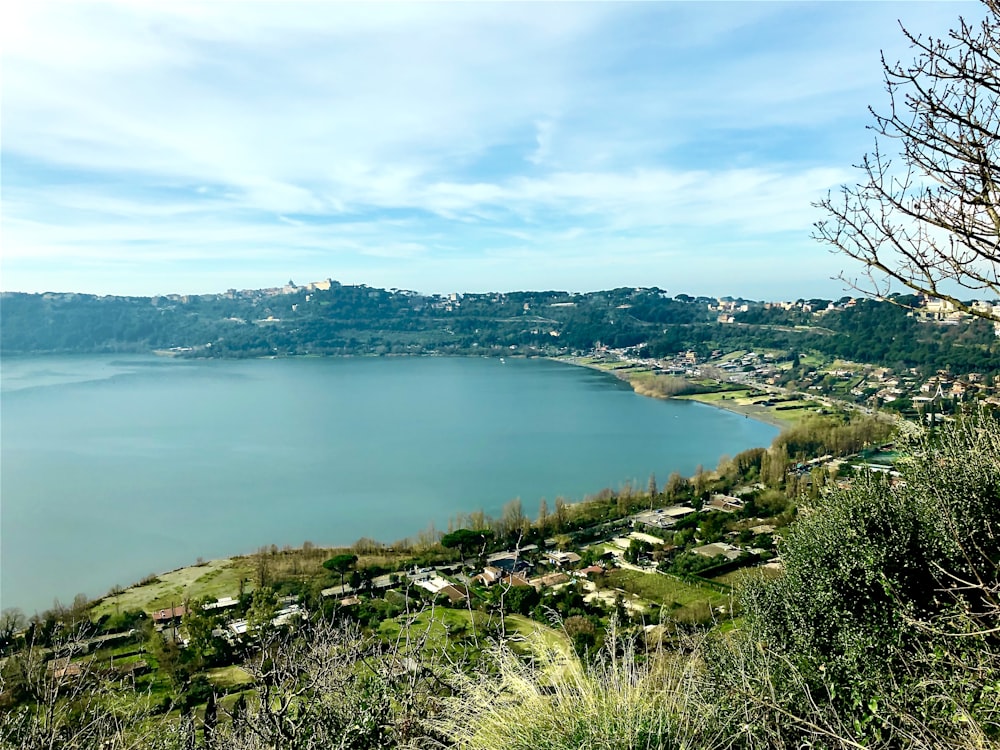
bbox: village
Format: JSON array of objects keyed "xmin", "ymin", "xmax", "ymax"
[{"xmin": 587, "ymin": 292, "xmax": 1000, "ymax": 421}]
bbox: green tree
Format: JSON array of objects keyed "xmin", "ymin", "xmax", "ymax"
[
  {"xmin": 247, "ymin": 588, "xmax": 279, "ymax": 637},
  {"xmin": 716, "ymin": 409, "xmax": 1000, "ymax": 747},
  {"xmin": 441, "ymin": 528, "xmax": 492, "ymax": 562},
  {"xmin": 183, "ymin": 601, "xmax": 227, "ymax": 668},
  {"xmin": 323, "ymin": 553, "xmax": 359, "ymax": 590}
]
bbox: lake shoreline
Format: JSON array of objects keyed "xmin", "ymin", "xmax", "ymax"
[
  {"xmin": 5, "ymin": 353, "xmax": 779, "ymax": 613},
  {"xmin": 548, "ymin": 356, "xmax": 790, "ymax": 430}
]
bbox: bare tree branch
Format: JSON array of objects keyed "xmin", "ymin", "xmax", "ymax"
[{"xmin": 815, "ymin": 1, "xmax": 1000, "ymax": 322}]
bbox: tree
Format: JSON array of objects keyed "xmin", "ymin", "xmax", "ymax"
[
  {"xmin": 500, "ymin": 498, "xmax": 527, "ymax": 539},
  {"xmin": 183, "ymin": 601, "xmax": 227, "ymax": 668},
  {"xmin": 441, "ymin": 528, "xmax": 492, "ymax": 562},
  {"xmin": 223, "ymin": 621, "xmax": 393, "ymax": 748},
  {"xmin": 246, "ymin": 588, "xmax": 279, "ymax": 637},
  {"xmin": 0, "ymin": 608, "xmax": 26, "ymax": 652},
  {"xmin": 554, "ymin": 497, "xmax": 569, "ymax": 531},
  {"xmin": 815, "ymin": 1, "xmax": 1000, "ymax": 321},
  {"xmin": 323, "ymin": 553, "xmax": 359, "ymax": 590},
  {"xmin": 692, "ymin": 464, "xmax": 709, "ymax": 499},
  {"xmin": 537, "ymin": 498, "xmax": 550, "ymax": 535},
  {"xmin": 711, "ymin": 409, "xmax": 1000, "ymax": 748},
  {"xmin": 665, "ymin": 471, "xmax": 689, "ymax": 500}
]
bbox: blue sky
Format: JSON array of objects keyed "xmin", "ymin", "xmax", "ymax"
[{"xmin": 1, "ymin": 1, "xmax": 980, "ymax": 299}]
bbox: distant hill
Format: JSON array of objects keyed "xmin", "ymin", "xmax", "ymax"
[{"xmin": 2, "ymin": 282, "xmax": 997, "ymax": 378}]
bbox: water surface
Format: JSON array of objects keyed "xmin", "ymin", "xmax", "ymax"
[{"xmin": 1, "ymin": 355, "xmax": 778, "ymax": 612}]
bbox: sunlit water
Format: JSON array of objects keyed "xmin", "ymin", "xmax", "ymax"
[{"xmin": 1, "ymin": 355, "xmax": 778, "ymax": 613}]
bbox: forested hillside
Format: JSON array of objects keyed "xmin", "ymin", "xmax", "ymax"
[{"xmin": 2, "ymin": 284, "xmax": 997, "ymax": 379}]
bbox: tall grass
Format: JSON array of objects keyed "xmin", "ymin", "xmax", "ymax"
[{"xmin": 436, "ymin": 624, "xmax": 726, "ymax": 750}]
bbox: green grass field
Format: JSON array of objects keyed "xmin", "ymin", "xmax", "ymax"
[
  {"xmin": 504, "ymin": 613, "xmax": 570, "ymax": 653},
  {"xmin": 600, "ymin": 569, "xmax": 730, "ymax": 623},
  {"xmin": 379, "ymin": 607, "xmax": 489, "ymax": 652},
  {"xmin": 681, "ymin": 389, "xmax": 752, "ymax": 403},
  {"xmin": 91, "ymin": 558, "xmax": 255, "ymax": 618},
  {"xmin": 710, "ymin": 566, "xmax": 783, "ymax": 588},
  {"xmin": 206, "ymin": 665, "xmax": 254, "ymax": 690},
  {"xmin": 675, "ymin": 391, "xmax": 797, "ymax": 427}
]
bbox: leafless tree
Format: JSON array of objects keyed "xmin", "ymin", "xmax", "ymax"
[
  {"xmin": 0, "ymin": 626, "xmax": 172, "ymax": 750},
  {"xmin": 815, "ymin": 1, "xmax": 1000, "ymax": 321}
]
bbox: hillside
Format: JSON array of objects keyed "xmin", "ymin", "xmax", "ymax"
[{"xmin": 3, "ymin": 283, "xmax": 998, "ymax": 380}]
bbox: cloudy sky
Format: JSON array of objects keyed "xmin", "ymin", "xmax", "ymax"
[{"xmin": 1, "ymin": 1, "xmax": 980, "ymax": 298}]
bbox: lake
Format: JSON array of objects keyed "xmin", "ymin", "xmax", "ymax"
[{"xmin": 0, "ymin": 355, "xmax": 778, "ymax": 613}]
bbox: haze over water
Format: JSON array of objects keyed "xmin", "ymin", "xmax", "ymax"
[{"xmin": 1, "ymin": 355, "xmax": 777, "ymax": 613}]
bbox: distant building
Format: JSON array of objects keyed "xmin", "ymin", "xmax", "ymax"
[{"xmin": 152, "ymin": 606, "xmax": 187, "ymax": 625}]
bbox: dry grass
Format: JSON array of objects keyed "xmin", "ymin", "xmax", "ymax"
[
  {"xmin": 437, "ymin": 626, "xmax": 725, "ymax": 750},
  {"xmin": 90, "ymin": 558, "xmax": 253, "ymax": 617}
]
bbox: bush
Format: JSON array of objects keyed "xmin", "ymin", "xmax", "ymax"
[{"xmin": 709, "ymin": 408, "xmax": 1000, "ymax": 749}]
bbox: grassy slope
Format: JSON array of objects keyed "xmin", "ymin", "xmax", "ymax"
[
  {"xmin": 601, "ymin": 569, "xmax": 730, "ymax": 623},
  {"xmin": 91, "ymin": 558, "xmax": 255, "ymax": 618}
]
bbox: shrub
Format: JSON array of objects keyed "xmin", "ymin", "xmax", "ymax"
[{"xmin": 708, "ymin": 408, "xmax": 1000, "ymax": 749}]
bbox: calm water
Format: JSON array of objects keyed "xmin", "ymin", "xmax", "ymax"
[{"xmin": 0, "ymin": 355, "xmax": 777, "ymax": 613}]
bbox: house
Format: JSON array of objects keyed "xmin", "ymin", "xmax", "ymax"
[
  {"xmin": 414, "ymin": 576, "xmax": 455, "ymax": 596},
  {"xmin": 707, "ymin": 495, "xmax": 744, "ymax": 513},
  {"xmin": 692, "ymin": 543, "xmax": 742, "ymax": 561},
  {"xmin": 227, "ymin": 604, "xmax": 306, "ymax": 637},
  {"xmin": 475, "ymin": 567, "xmax": 531, "ymax": 587},
  {"xmin": 532, "ymin": 572, "xmax": 571, "ymax": 590},
  {"xmin": 272, "ymin": 604, "xmax": 307, "ymax": 628},
  {"xmin": 202, "ymin": 596, "xmax": 240, "ymax": 612},
  {"xmin": 152, "ymin": 605, "xmax": 187, "ymax": 625},
  {"xmin": 436, "ymin": 584, "xmax": 469, "ymax": 603},
  {"xmin": 631, "ymin": 506, "xmax": 694, "ymax": 530},
  {"xmin": 321, "ymin": 583, "xmax": 355, "ymax": 598},
  {"xmin": 371, "ymin": 574, "xmax": 397, "ymax": 590},
  {"xmin": 546, "ymin": 551, "xmax": 582, "ymax": 568}
]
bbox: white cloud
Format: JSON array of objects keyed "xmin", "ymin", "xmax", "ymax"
[{"xmin": 1, "ymin": 1, "xmax": 979, "ymax": 297}]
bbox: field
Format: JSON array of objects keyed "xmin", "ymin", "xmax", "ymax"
[
  {"xmin": 90, "ymin": 558, "xmax": 256, "ymax": 618},
  {"xmin": 710, "ymin": 565, "xmax": 784, "ymax": 587},
  {"xmin": 676, "ymin": 390, "xmax": 800, "ymax": 426},
  {"xmin": 600, "ymin": 569, "xmax": 731, "ymax": 623}
]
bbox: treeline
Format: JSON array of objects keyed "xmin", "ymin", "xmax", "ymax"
[
  {"xmin": 0, "ymin": 286, "xmax": 711, "ymax": 357},
  {"xmin": 647, "ymin": 298, "xmax": 999, "ymax": 377},
  {"xmin": 3, "ymin": 285, "xmax": 996, "ymax": 379}
]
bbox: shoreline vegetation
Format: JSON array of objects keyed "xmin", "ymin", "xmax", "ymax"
[{"xmin": 552, "ymin": 355, "xmax": 802, "ymax": 429}]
